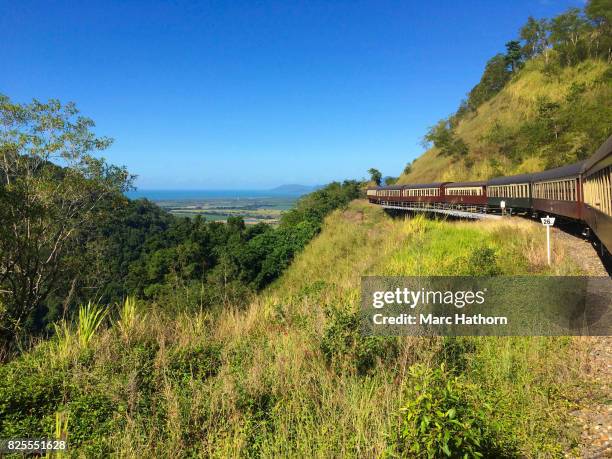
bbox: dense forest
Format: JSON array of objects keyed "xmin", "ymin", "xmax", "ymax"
[{"xmin": 0, "ymin": 96, "xmax": 361, "ymax": 353}]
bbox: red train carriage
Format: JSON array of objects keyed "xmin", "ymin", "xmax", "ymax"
[
  {"xmin": 366, "ymin": 183, "xmax": 448, "ymax": 206},
  {"xmin": 442, "ymin": 181, "xmax": 487, "ymax": 210},
  {"xmin": 531, "ymin": 161, "xmax": 585, "ymax": 220},
  {"xmin": 581, "ymin": 135, "xmax": 612, "ymax": 254},
  {"xmin": 400, "ymin": 182, "xmax": 448, "ymax": 204},
  {"xmin": 366, "ymin": 185, "xmax": 405, "ymax": 205}
]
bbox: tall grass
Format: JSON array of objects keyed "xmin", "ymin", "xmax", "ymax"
[{"xmin": 50, "ymin": 411, "xmax": 69, "ymax": 459}]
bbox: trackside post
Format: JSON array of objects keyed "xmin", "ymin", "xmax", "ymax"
[{"xmin": 541, "ymin": 216, "xmax": 555, "ymax": 265}]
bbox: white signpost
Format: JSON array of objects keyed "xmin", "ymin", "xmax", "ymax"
[{"xmin": 541, "ymin": 216, "xmax": 555, "ymax": 265}]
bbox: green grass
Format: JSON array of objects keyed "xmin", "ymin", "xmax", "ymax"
[{"xmin": 0, "ymin": 201, "xmax": 595, "ymax": 457}]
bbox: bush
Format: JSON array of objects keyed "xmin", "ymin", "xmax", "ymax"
[
  {"xmin": 166, "ymin": 342, "xmax": 222, "ymax": 383},
  {"xmin": 64, "ymin": 393, "xmax": 116, "ymax": 455},
  {"xmin": 389, "ymin": 363, "xmax": 508, "ymax": 458},
  {"xmin": 0, "ymin": 355, "xmax": 118, "ymax": 454},
  {"xmin": 320, "ymin": 307, "xmax": 397, "ymax": 375},
  {"xmin": 466, "ymin": 247, "xmax": 501, "ymax": 276},
  {"xmin": 440, "ymin": 337, "xmax": 476, "ymax": 373},
  {"xmin": 0, "ymin": 357, "xmax": 65, "ymax": 438}
]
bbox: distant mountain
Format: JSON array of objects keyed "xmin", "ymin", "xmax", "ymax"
[{"xmin": 269, "ymin": 184, "xmax": 321, "ymax": 195}]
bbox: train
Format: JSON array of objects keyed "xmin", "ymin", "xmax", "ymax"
[{"xmin": 367, "ymin": 135, "xmax": 612, "ymax": 255}]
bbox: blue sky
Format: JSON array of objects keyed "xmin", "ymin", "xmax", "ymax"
[{"xmin": 1, "ymin": 0, "xmax": 584, "ymax": 189}]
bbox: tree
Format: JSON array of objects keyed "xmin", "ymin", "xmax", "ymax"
[
  {"xmin": 585, "ymin": 0, "xmax": 612, "ymax": 62},
  {"xmin": 368, "ymin": 168, "xmax": 382, "ymax": 186},
  {"xmin": 384, "ymin": 176, "xmax": 398, "ymax": 185},
  {"xmin": 403, "ymin": 162, "xmax": 413, "ymax": 176},
  {"xmin": 549, "ymin": 8, "xmax": 590, "ymax": 65},
  {"xmin": 423, "ymin": 119, "xmax": 469, "ymax": 159},
  {"xmin": 466, "ymin": 54, "xmax": 511, "ymax": 111},
  {"xmin": 505, "ymin": 40, "xmax": 523, "ymax": 72},
  {"xmin": 0, "ymin": 95, "xmax": 133, "ymax": 349},
  {"xmin": 520, "ymin": 17, "xmax": 550, "ymax": 61}
]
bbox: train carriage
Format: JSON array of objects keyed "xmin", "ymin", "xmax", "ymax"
[
  {"xmin": 531, "ymin": 161, "xmax": 584, "ymax": 220},
  {"xmin": 367, "ymin": 183, "xmax": 448, "ymax": 206},
  {"xmin": 367, "ymin": 136, "xmax": 611, "ymax": 256},
  {"xmin": 582, "ymin": 135, "xmax": 612, "ymax": 254},
  {"xmin": 443, "ymin": 181, "xmax": 487, "ymax": 210},
  {"xmin": 487, "ymin": 173, "xmax": 533, "ymax": 213},
  {"xmin": 366, "ymin": 185, "xmax": 404, "ymax": 205},
  {"xmin": 401, "ymin": 182, "xmax": 447, "ymax": 204}
]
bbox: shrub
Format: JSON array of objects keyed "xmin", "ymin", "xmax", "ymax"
[
  {"xmin": 320, "ymin": 307, "xmax": 397, "ymax": 375},
  {"xmin": 389, "ymin": 363, "xmax": 507, "ymax": 458},
  {"xmin": 166, "ymin": 342, "xmax": 222, "ymax": 383},
  {"xmin": 0, "ymin": 355, "xmax": 117, "ymax": 454},
  {"xmin": 0, "ymin": 357, "xmax": 65, "ymax": 438},
  {"xmin": 466, "ymin": 247, "xmax": 501, "ymax": 276},
  {"xmin": 440, "ymin": 337, "xmax": 476, "ymax": 373},
  {"xmin": 64, "ymin": 393, "xmax": 116, "ymax": 455}
]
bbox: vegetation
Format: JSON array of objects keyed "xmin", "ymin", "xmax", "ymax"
[
  {"xmin": 401, "ymin": 0, "xmax": 612, "ymax": 183},
  {"xmin": 0, "ymin": 95, "xmax": 132, "ymax": 351},
  {"xmin": 0, "ymin": 95, "xmax": 361, "ymax": 352},
  {"xmin": 368, "ymin": 167, "xmax": 383, "ymax": 186},
  {"xmin": 0, "ymin": 201, "xmax": 592, "ymax": 456}
]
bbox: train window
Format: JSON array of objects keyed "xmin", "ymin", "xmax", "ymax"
[{"xmin": 585, "ymin": 165, "xmax": 612, "ymax": 216}]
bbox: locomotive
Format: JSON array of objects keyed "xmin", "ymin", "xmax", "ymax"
[{"xmin": 367, "ymin": 135, "xmax": 612, "ymax": 254}]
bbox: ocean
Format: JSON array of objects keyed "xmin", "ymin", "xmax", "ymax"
[{"xmin": 125, "ymin": 189, "xmax": 295, "ymax": 201}]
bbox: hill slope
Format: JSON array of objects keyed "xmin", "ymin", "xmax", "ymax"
[
  {"xmin": 2, "ymin": 200, "xmax": 597, "ymax": 457},
  {"xmin": 398, "ymin": 58, "xmax": 612, "ymax": 184}
]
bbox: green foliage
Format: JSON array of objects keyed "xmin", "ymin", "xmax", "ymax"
[
  {"xmin": 0, "ymin": 201, "xmax": 588, "ymax": 456},
  {"xmin": 166, "ymin": 343, "xmax": 222, "ymax": 383},
  {"xmin": 478, "ymin": 75, "xmax": 611, "ymax": 168},
  {"xmin": 63, "ymin": 393, "xmax": 116, "ymax": 455},
  {"xmin": 520, "ymin": 17, "xmax": 549, "ymax": 59},
  {"xmin": 464, "ymin": 54, "xmax": 512, "ymax": 114},
  {"xmin": 466, "ymin": 246, "xmax": 502, "ymax": 276},
  {"xmin": 384, "ymin": 176, "xmax": 398, "ymax": 185},
  {"xmin": 505, "ymin": 40, "xmax": 524, "ymax": 72},
  {"xmin": 440, "ymin": 337, "xmax": 476, "ymax": 373},
  {"xmin": 115, "ymin": 296, "xmax": 140, "ymax": 339},
  {"xmin": 368, "ymin": 168, "xmax": 383, "ymax": 185},
  {"xmin": 1, "ymin": 163, "xmax": 361, "ymax": 351},
  {"xmin": 424, "ymin": 119, "xmax": 469, "ymax": 158},
  {"xmin": 320, "ymin": 306, "xmax": 397, "ymax": 375},
  {"xmin": 389, "ymin": 363, "xmax": 508, "ymax": 458},
  {"xmin": 0, "ymin": 357, "xmax": 66, "ymax": 438},
  {"xmin": 76, "ymin": 302, "xmax": 108, "ymax": 348},
  {"xmin": 455, "ymin": 1, "xmax": 612, "ymax": 121},
  {"xmin": 0, "ymin": 94, "xmax": 133, "ymax": 350}
]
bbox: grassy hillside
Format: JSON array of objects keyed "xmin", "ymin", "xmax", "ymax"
[
  {"xmin": 398, "ymin": 58, "xmax": 612, "ymax": 184},
  {"xmin": 1, "ymin": 200, "xmax": 597, "ymax": 457}
]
